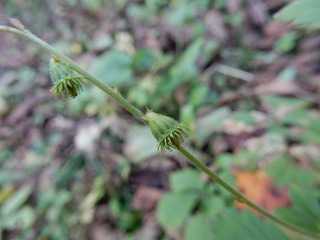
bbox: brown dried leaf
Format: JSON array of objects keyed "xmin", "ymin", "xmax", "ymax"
[
  {"xmin": 131, "ymin": 186, "xmax": 164, "ymax": 211},
  {"xmin": 253, "ymin": 79, "xmax": 302, "ymax": 96},
  {"xmin": 233, "ymin": 169, "xmax": 291, "ymax": 217}
]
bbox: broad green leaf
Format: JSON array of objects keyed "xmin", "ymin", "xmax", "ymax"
[
  {"xmin": 277, "ymin": 0, "xmax": 320, "ymax": 30},
  {"xmin": 266, "ymin": 157, "xmax": 317, "ymax": 188},
  {"xmin": 170, "ymin": 169, "xmax": 204, "ymax": 193},
  {"xmin": 275, "ymin": 186, "xmax": 320, "ymax": 233},
  {"xmin": 157, "ymin": 193, "xmax": 198, "ymax": 230},
  {"xmin": 185, "ymin": 214, "xmax": 214, "ymax": 240},
  {"xmin": 90, "ymin": 50, "xmax": 133, "ymax": 87},
  {"xmin": 202, "ymin": 197, "xmax": 225, "ymax": 217},
  {"xmin": 212, "ymin": 209, "xmax": 289, "ymax": 240}
]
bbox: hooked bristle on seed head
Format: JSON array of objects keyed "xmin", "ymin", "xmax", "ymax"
[
  {"xmin": 145, "ymin": 111, "xmax": 189, "ymax": 151},
  {"xmin": 49, "ymin": 56, "xmax": 84, "ymax": 99}
]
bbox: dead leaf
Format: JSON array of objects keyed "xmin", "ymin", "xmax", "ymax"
[
  {"xmin": 204, "ymin": 10, "xmax": 228, "ymax": 43},
  {"xmin": 131, "ymin": 186, "xmax": 164, "ymax": 211},
  {"xmin": 253, "ymin": 79, "xmax": 302, "ymax": 96},
  {"xmin": 247, "ymin": 0, "xmax": 268, "ymax": 26},
  {"xmin": 233, "ymin": 169, "xmax": 291, "ymax": 217},
  {"xmin": 289, "ymin": 144, "xmax": 320, "ymax": 169}
]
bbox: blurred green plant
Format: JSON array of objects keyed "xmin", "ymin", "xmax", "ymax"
[
  {"xmin": 277, "ymin": 0, "xmax": 320, "ymax": 30},
  {"xmin": 1, "ymin": 21, "xmax": 319, "ymax": 240}
]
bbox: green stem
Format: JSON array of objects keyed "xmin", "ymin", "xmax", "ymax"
[
  {"xmin": 0, "ymin": 26, "xmax": 146, "ymax": 123},
  {"xmin": 1, "ymin": 25, "xmax": 319, "ymax": 239}
]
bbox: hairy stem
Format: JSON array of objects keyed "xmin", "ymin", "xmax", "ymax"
[{"xmin": 1, "ymin": 25, "xmax": 319, "ymax": 239}]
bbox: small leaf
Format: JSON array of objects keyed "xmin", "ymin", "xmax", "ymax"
[{"xmin": 157, "ymin": 193, "xmax": 198, "ymax": 230}]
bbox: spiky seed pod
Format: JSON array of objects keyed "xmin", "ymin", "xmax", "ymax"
[
  {"xmin": 49, "ymin": 56, "xmax": 84, "ymax": 99},
  {"xmin": 145, "ymin": 111, "xmax": 189, "ymax": 151}
]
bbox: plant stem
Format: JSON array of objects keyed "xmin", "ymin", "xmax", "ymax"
[
  {"xmin": 0, "ymin": 26, "xmax": 146, "ymax": 123},
  {"xmin": 1, "ymin": 25, "xmax": 319, "ymax": 239}
]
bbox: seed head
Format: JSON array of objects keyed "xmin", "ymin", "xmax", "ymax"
[
  {"xmin": 145, "ymin": 111, "xmax": 189, "ymax": 151},
  {"xmin": 49, "ymin": 56, "xmax": 84, "ymax": 99}
]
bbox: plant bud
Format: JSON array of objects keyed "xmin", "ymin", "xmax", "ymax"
[
  {"xmin": 49, "ymin": 56, "xmax": 84, "ymax": 99},
  {"xmin": 145, "ymin": 111, "xmax": 189, "ymax": 151}
]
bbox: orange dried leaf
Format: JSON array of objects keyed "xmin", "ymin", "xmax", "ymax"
[{"xmin": 232, "ymin": 169, "xmax": 291, "ymax": 217}]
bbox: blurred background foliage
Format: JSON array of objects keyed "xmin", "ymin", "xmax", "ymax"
[{"xmin": 0, "ymin": 0, "xmax": 319, "ymax": 239}]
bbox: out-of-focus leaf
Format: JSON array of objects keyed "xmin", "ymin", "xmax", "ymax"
[
  {"xmin": 89, "ymin": 50, "xmax": 133, "ymax": 87},
  {"xmin": 157, "ymin": 193, "xmax": 198, "ymax": 230},
  {"xmin": 79, "ymin": 176, "xmax": 105, "ymax": 224},
  {"xmin": 180, "ymin": 104, "xmax": 195, "ymax": 129},
  {"xmin": 212, "ymin": 209, "xmax": 289, "ymax": 239},
  {"xmin": 0, "ymin": 185, "xmax": 14, "ymax": 203},
  {"xmin": 277, "ymin": 0, "xmax": 320, "ymax": 29},
  {"xmin": 275, "ymin": 186, "xmax": 320, "ymax": 233},
  {"xmin": 195, "ymin": 107, "xmax": 231, "ymax": 146},
  {"xmin": 1, "ymin": 187, "xmax": 32, "ymax": 216},
  {"xmin": 124, "ymin": 126, "xmax": 158, "ymax": 163},
  {"xmin": 166, "ymin": 4, "xmax": 197, "ymax": 26},
  {"xmin": 190, "ymin": 85, "xmax": 209, "ymax": 107},
  {"xmin": 266, "ymin": 157, "xmax": 317, "ymax": 188},
  {"xmin": 170, "ymin": 169, "xmax": 204, "ymax": 193},
  {"xmin": 4, "ymin": 206, "xmax": 36, "ymax": 230},
  {"xmin": 162, "ymin": 38, "xmax": 203, "ymax": 92},
  {"xmin": 275, "ymin": 32, "xmax": 299, "ymax": 53},
  {"xmin": 233, "ymin": 170, "xmax": 290, "ymax": 216},
  {"xmin": 284, "ymin": 110, "xmax": 320, "ymax": 144},
  {"xmin": 133, "ymin": 49, "xmax": 157, "ymax": 71},
  {"xmin": 202, "ymin": 197, "xmax": 225, "ymax": 217},
  {"xmin": 185, "ymin": 214, "xmax": 214, "ymax": 240}
]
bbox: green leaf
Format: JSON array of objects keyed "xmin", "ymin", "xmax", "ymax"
[
  {"xmin": 195, "ymin": 107, "xmax": 231, "ymax": 146},
  {"xmin": 180, "ymin": 104, "xmax": 195, "ymax": 129},
  {"xmin": 202, "ymin": 197, "xmax": 225, "ymax": 217},
  {"xmin": 185, "ymin": 214, "xmax": 214, "ymax": 240},
  {"xmin": 162, "ymin": 38, "xmax": 203, "ymax": 92},
  {"xmin": 1, "ymin": 187, "xmax": 32, "ymax": 216},
  {"xmin": 3, "ymin": 206, "xmax": 36, "ymax": 230},
  {"xmin": 277, "ymin": 0, "xmax": 320, "ymax": 29},
  {"xmin": 275, "ymin": 32, "xmax": 299, "ymax": 53},
  {"xmin": 124, "ymin": 126, "xmax": 158, "ymax": 163},
  {"xmin": 275, "ymin": 186, "xmax": 320, "ymax": 233},
  {"xmin": 170, "ymin": 169, "xmax": 204, "ymax": 193},
  {"xmin": 190, "ymin": 85, "xmax": 209, "ymax": 107},
  {"xmin": 157, "ymin": 193, "xmax": 198, "ymax": 230},
  {"xmin": 266, "ymin": 157, "xmax": 317, "ymax": 188},
  {"xmin": 133, "ymin": 49, "xmax": 157, "ymax": 71},
  {"xmin": 212, "ymin": 209, "xmax": 289, "ymax": 240},
  {"xmin": 90, "ymin": 50, "xmax": 133, "ymax": 87}
]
